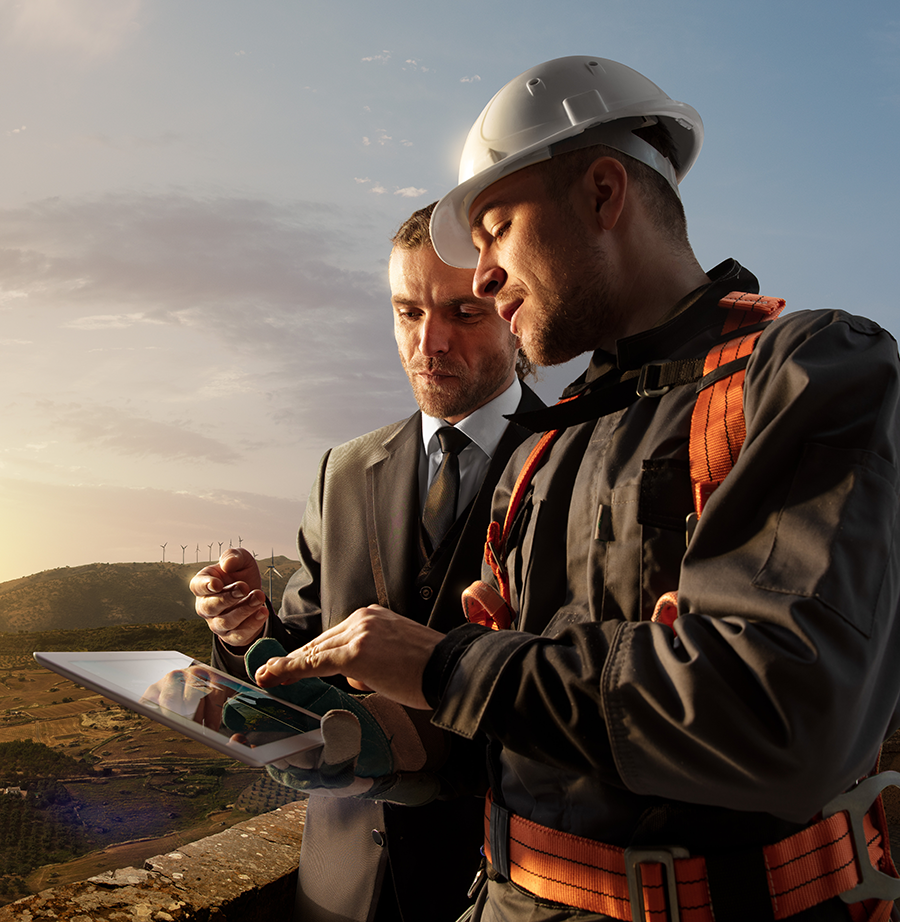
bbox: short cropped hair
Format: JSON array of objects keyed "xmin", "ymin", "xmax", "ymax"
[
  {"xmin": 541, "ymin": 120, "xmax": 690, "ymax": 251},
  {"xmin": 391, "ymin": 202, "xmax": 535, "ymax": 380},
  {"xmin": 392, "ymin": 202, "xmax": 438, "ymax": 250}
]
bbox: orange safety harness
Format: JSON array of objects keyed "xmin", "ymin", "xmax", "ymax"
[
  {"xmin": 461, "ymin": 292, "xmax": 900, "ymax": 921},
  {"xmin": 483, "ymin": 784, "xmax": 898, "ymax": 922}
]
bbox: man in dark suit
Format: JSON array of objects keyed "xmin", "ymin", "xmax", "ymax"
[{"xmin": 191, "ymin": 202, "xmax": 543, "ymax": 922}]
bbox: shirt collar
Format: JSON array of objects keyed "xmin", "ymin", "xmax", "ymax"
[{"xmin": 421, "ymin": 377, "xmax": 521, "ymax": 459}]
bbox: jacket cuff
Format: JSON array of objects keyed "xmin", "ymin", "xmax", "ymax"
[
  {"xmin": 422, "ymin": 623, "xmax": 491, "ymax": 709},
  {"xmin": 430, "ymin": 628, "xmax": 541, "ymax": 739}
]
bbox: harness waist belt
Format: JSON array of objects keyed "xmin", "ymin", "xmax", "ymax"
[{"xmin": 483, "ymin": 787, "xmax": 898, "ymax": 922}]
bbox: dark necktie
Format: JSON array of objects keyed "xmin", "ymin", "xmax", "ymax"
[{"xmin": 422, "ymin": 427, "xmax": 471, "ymax": 551}]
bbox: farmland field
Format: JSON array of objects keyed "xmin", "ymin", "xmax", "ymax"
[{"xmin": 0, "ymin": 631, "xmax": 305, "ymax": 905}]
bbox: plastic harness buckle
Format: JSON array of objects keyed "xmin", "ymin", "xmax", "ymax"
[
  {"xmin": 822, "ymin": 770, "xmax": 900, "ymax": 903},
  {"xmin": 624, "ymin": 845, "xmax": 689, "ymax": 922}
]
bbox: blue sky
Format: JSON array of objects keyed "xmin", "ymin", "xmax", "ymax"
[{"xmin": 0, "ymin": 0, "xmax": 897, "ymax": 582}]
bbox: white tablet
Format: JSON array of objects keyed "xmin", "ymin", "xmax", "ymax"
[{"xmin": 34, "ymin": 650, "xmax": 324, "ymax": 769}]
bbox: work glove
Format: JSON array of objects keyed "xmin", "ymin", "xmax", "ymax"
[{"xmin": 234, "ymin": 638, "xmax": 443, "ymax": 805}]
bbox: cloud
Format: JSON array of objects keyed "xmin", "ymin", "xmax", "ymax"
[
  {"xmin": 460, "ymin": 75, "xmax": 482, "ymax": 83},
  {"xmin": 394, "ymin": 187, "xmax": 427, "ymax": 198},
  {"xmin": 0, "ymin": 190, "xmax": 406, "ymax": 448},
  {"xmin": 354, "ymin": 177, "xmax": 371, "ymax": 184},
  {"xmin": 44, "ymin": 402, "xmax": 243, "ymax": 464},
  {"xmin": 5, "ymin": 126, "xmax": 26, "ymax": 136},
  {"xmin": 3, "ymin": 0, "xmax": 143, "ymax": 61},
  {"xmin": 63, "ymin": 312, "xmax": 165, "ymax": 330},
  {"xmin": 0, "ymin": 193, "xmax": 362, "ymax": 314},
  {"xmin": 362, "ymin": 51, "xmax": 391, "ymax": 64}
]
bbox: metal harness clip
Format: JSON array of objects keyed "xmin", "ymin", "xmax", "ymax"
[
  {"xmin": 487, "ymin": 540, "xmax": 503, "ymax": 573},
  {"xmin": 637, "ymin": 362, "xmax": 675, "ymax": 398},
  {"xmin": 822, "ymin": 770, "xmax": 900, "ymax": 903},
  {"xmin": 624, "ymin": 845, "xmax": 689, "ymax": 922}
]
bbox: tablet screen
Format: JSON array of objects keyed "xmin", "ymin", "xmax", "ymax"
[{"xmin": 34, "ymin": 651, "xmax": 324, "ymax": 767}]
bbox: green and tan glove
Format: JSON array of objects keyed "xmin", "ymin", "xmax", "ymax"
[{"xmin": 232, "ymin": 637, "xmax": 444, "ymax": 805}]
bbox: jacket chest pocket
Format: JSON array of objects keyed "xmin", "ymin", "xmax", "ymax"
[{"xmin": 597, "ymin": 460, "xmax": 693, "ymax": 622}]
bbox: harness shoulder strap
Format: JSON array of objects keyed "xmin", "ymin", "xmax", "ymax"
[
  {"xmin": 654, "ymin": 291, "xmax": 785, "ymax": 629},
  {"xmin": 689, "ymin": 291, "xmax": 786, "ymax": 518}
]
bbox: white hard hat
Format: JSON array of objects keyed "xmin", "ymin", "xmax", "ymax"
[{"xmin": 430, "ymin": 55, "xmax": 703, "ymax": 268}]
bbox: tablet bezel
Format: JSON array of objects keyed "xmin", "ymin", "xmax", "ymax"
[{"xmin": 34, "ymin": 649, "xmax": 324, "ymax": 769}]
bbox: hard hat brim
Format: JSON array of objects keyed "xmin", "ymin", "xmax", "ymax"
[{"xmin": 431, "ymin": 147, "xmax": 551, "ymax": 269}]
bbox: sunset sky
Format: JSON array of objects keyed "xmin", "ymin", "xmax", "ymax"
[{"xmin": 0, "ymin": 0, "xmax": 897, "ymax": 584}]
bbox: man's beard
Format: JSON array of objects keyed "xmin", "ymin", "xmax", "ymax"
[
  {"xmin": 404, "ymin": 355, "xmax": 514, "ymax": 420},
  {"xmin": 505, "ymin": 233, "xmax": 621, "ymax": 367},
  {"xmin": 517, "ymin": 273, "xmax": 620, "ymax": 366}
]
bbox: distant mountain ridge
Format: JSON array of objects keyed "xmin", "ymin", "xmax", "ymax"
[{"xmin": 0, "ymin": 558, "xmax": 301, "ymax": 634}]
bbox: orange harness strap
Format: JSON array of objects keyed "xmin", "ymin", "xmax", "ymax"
[
  {"xmin": 653, "ymin": 292, "xmax": 785, "ymax": 629},
  {"xmin": 483, "ymin": 791, "xmax": 896, "ymax": 921},
  {"xmin": 689, "ymin": 292, "xmax": 786, "ymax": 516},
  {"xmin": 462, "ymin": 396, "xmax": 578, "ymax": 631}
]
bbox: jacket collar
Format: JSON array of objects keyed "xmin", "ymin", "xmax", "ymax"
[{"xmin": 561, "ymin": 259, "xmax": 759, "ymax": 398}]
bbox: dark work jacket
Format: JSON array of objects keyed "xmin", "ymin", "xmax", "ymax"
[
  {"xmin": 427, "ymin": 261, "xmax": 900, "ymax": 921},
  {"xmin": 213, "ymin": 381, "xmax": 544, "ymax": 922}
]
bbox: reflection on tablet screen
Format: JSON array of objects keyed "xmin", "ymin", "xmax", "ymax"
[
  {"xmin": 140, "ymin": 666, "xmax": 319, "ymax": 744},
  {"xmin": 64, "ymin": 656, "xmax": 319, "ymax": 747}
]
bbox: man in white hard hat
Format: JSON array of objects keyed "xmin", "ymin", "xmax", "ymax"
[
  {"xmin": 254, "ymin": 57, "xmax": 900, "ymax": 921},
  {"xmin": 191, "ymin": 202, "xmax": 543, "ymax": 922}
]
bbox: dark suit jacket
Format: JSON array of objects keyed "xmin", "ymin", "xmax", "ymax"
[{"xmin": 212, "ymin": 382, "xmax": 544, "ymax": 922}]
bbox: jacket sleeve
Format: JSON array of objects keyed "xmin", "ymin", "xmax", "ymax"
[{"xmin": 430, "ymin": 311, "xmax": 900, "ymax": 822}]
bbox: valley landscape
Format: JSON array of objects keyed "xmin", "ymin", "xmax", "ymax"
[{"xmin": 0, "ymin": 560, "xmax": 304, "ymax": 905}]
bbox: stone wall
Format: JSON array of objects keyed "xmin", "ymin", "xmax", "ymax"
[
  {"xmin": 0, "ymin": 801, "xmax": 306, "ymax": 922},
  {"xmin": 4, "ymin": 761, "xmax": 900, "ymax": 921}
]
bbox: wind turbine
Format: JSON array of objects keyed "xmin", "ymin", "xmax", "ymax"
[
  {"xmin": 181, "ymin": 544, "xmax": 188, "ymax": 564},
  {"xmin": 160, "ymin": 543, "xmax": 167, "ymax": 563},
  {"xmin": 264, "ymin": 550, "xmax": 282, "ymax": 601},
  {"xmin": 218, "ymin": 541, "xmax": 223, "ymax": 556},
  {"xmin": 195, "ymin": 544, "xmax": 200, "ymax": 563},
  {"xmin": 208, "ymin": 543, "xmax": 213, "ymax": 562}
]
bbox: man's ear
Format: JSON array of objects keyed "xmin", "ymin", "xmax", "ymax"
[{"xmin": 581, "ymin": 156, "xmax": 628, "ymax": 232}]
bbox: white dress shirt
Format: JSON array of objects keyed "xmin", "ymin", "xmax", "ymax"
[{"xmin": 418, "ymin": 377, "xmax": 522, "ymax": 520}]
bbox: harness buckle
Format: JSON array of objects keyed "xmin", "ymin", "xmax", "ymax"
[
  {"xmin": 822, "ymin": 770, "xmax": 900, "ymax": 903},
  {"xmin": 637, "ymin": 362, "xmax": 674, "ymax": 398},
  {"xmin": 487, "ymin": 541, "xmax": 506, "ymax": 577},
  {"xmin": 624, "ymin": 845, "xmax": 689, "ymax": 922}
]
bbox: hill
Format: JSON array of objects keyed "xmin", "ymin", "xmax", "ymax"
[{"xmin": 0, "ymin": 558, "xmax": 301, "ymax": 633}]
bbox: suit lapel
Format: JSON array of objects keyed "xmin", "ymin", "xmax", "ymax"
[{"xmin": 365, "ymin": 413, "xmax": 422, "ymax": 615}]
